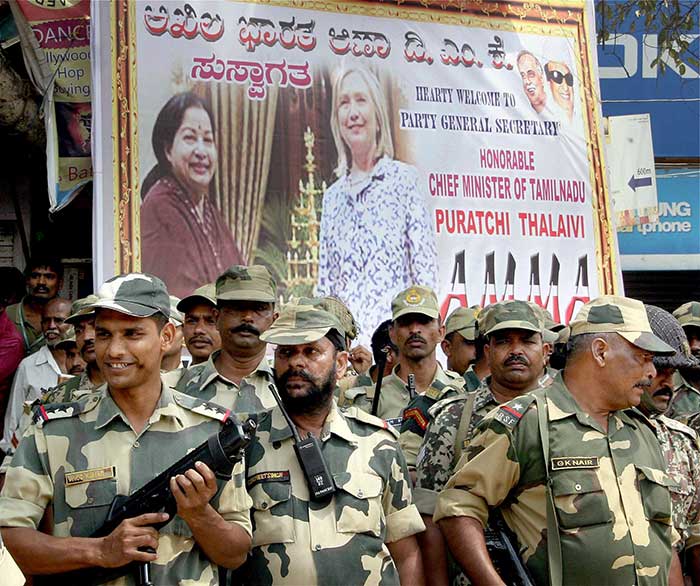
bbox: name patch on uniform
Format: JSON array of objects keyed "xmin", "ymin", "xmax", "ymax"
[
  {"xmin": 403, "ymin": 408, "xmax": 429, "ymax": 431},
  {"xmin": 247, "ymin": 470, "xmax": 290, "ymax": 488},
  {"xmin": 494, "ymin": 405, "xmax": 523, "ymax": 428},
  {"xmin": 551, "ymin": 457, "xmax": 600, "ymax": 470},
  {"xmin": 64, "ymin": 466, "xmax": 116, "ymax": 486},
  {"xmin": 385, "ymin": 417, "xmax": 403, "ymax": 430}
]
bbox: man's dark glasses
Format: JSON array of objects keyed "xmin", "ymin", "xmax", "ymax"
[{"xmin": 546, "ymin": 69, "xmax": 574, "ymax": 87}]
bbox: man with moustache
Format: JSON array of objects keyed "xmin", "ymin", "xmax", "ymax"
[
  {"xmin": 638, "ymin": 305, "xmax": 700, "ymax": 583},
  {"xmin": 41, "ymin": 295, "xmax": 105, "ymax": 404},
  {"xmin": 667, "ymin": 301, "xmax": 700, "ymax": 421},
  {"xmin": 6, "ymin": 257, "xmax": 63, "ymax": 355},
  {"xmin": 1, "ymin": 297, "xmax": 72, "ymax": 455},
  {"xmin": 177, "ymin": 266, "xmax": 278, "ymax": 416},
  {"xmin": 414, "ymin": 301, "xmax": 551, "ymax": 586},
  {"xmin": 238, "ymin": 300, "xmax": 425, "ymax": 586},
  {"xmin": 436, "ymin": 296, "xmax": 683, "ymax": 586},
  {"xmin": 0, "ymin": 273, "xmax": 252, "ymax": 583},
  {"xmin": 516, "ymin": 50, "xmax": 548, "ymax": 115},
  {"xmin": 178, "ymin": 284, "xmax": 221, "ymax": 366}
]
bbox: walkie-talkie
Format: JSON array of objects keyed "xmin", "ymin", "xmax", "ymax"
[
  {"xmin": 406, "ymin": 374, "xmax": 416, "ymax": 400},
  {"xmin": 268, "ymin": 384, "xmax": 336, "ymax": 501}
]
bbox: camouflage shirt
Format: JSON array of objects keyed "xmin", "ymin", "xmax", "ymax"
[
  {"xmin": 650, "ymin": 414, "xmax": 700, "ymax": 551},
  {"xmin": 176, "ymin": 350, "xmax": 277, "ymax": 416},
  {"xmin": 463, "ymin": 364, "xmax": 483, "ymax": 393},
  {"xmin": 435, "ymin": 375, "xmax": 678, "ymax": 586},
  {"xmin": 398, "ymin": 370, "xmax": 465, "ymax": 469},
  {"xmin": 239, "ymin": 401, "xmax": 425, "ymax": 585},
  {"xmin": 667, "ymin": 372, "xmax": 700, "ymax": 423},
  {"xmin": 0, "ymin": 385, "xmax": 252, "ymax": 586},
  {"xmin": 41, "ymin": 369, "xmax": 102, "ymax": 404}
]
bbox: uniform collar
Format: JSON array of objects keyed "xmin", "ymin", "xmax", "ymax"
[
  {"xmin": 390, "ymin": 362, "xmax": 452, "ymax": 389},
  {"xmin": 202, "ymin": 349, "xmax": 273, "ymax": 387},
  {"xmin": 95, "ymin": 383, "xmax": 184, "ymax": 430},
  {"xmin": 268, "ymin": 400, "xmax": 354, "ymax": 444}
]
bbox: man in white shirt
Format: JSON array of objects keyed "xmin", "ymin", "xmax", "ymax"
[{"xmin": 1, "ymin": 298, "xmax": 71, "ymax": 453}]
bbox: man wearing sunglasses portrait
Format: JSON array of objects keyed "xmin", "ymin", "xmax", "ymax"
[{"xmin": 545, "ymin": 60, "xmax": 575, "ymax": 122}]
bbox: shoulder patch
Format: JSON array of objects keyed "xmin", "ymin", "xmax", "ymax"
[
  {"xmin": 32, "ymin": 397, "xmax": 93, "ymax": 426},
  {"xmin": 492, "ymin": 395, "xmax": 537, "ymax": 430},
  {"xmin": 345, "ymin": 406, "xmax": 399, "ymax": 438},
  {"xmin": 173, "ymin": 392, "xmax": 231, "ymax": 423},
  {"xmin": 660, "ymin": 414, "xmax": 698, "ymax": 441}
]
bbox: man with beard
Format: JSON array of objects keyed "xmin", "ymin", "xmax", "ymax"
[
  {"xmin": 436, "ymin": 296, "xmax": 683, "ymax": 586},
  {"xmin": 1, "ymin": 297, "xmax": 72, "ymax": 455},
  {"xmin": 414, "ymin": 300, "xmax": 550, "ymax": 586},
  {"xmin": 41, "ymin": 295, "xmax": 105, "ymax": 404},
  {"xmin": 177, "ymin": 266, "xmax": 278, "ymax": 416},
  {"xmin": 238, "ymin": 300, "xmax": 425, "ymax": 586},
  {"xmin": 667, "ymin": 301, "xmax": 700, "ymax": 421},
  {"xmin": 0, "ymin": 273, "xmax": 252, "ymax": 583},
  {"xmin": 516, "ymin": 51, "xmax": 548, "ymax": 115},
  {"xmin": 178, "ymin": 284, "xmax": 221, "ymax": 366},
  {"xmin": 6, "ymin": 257, "xmax": 63, "ymax": 355},
  {"xmin": 637, "ymin": 305, "xmax": 700, "ymax": 583}
]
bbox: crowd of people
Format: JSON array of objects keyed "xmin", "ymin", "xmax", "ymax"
[{"xmin": 0, "ymin": 256, "xmax": 698, "ymax": 586}]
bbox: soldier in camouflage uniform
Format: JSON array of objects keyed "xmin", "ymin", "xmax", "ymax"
[
  {"xmin": 42, "ymin": 294, "xmax": 104, "ymax": 404},
  {"xmin": 176, "ymin": 265, "xmax": 279, "ymax": 416},
  {"xmin": 414, "ymin": 300, "xmax": 551, "ymax": 586},
  {"xmin": 344, "ymin": 286, "xmax": 464, "ymax": 453},
  {"xmin": 160, "ymin": 295, "xmax": 185, "ymax": 374},
  {"xmin": 238, "ymin": 300, "xmax": 425, "ymax": 585},
  {"xmin": 638, "ymin": 305, "xmax": 700, "ymax": 582},
  {"xmin": 0, "ymin": 273, "xmax": 252, "ymax": 584},
  {"xmin": 667, "ymin": 301, "xmax": 700, "ymax": 421},
  {"xmin": 178, "ymin": 283, "xmax": 221, "ymax": 366},
  {"xmin": 436, "ymin": 295, "xmax": 684, "ymax": 586},
  {"xmin": 441, "ymin": 307, "xmax": 479, "ymax": 376}
]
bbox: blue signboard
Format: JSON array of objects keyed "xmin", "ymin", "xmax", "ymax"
[
  {"xmin": 618, "ymin": 169, "xmax": 700, "ymax": 270},
  {"xmin": 597, "ymin": 12, "xmax": 700, "ymax": 158}
]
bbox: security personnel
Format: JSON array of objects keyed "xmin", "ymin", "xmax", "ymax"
[
  {"xmin": 441, "ymin": 307, "xmax": 480, "ymax": 376},
  {"xmin": 239, "ymin": 300, "xmax": 425, "ymax": 585},
  {"xmin": 176, "ymin": 265, "xmax": 279, "ymax": 415},
  {"xmin": 414, "ymin": 300, "xmax": 551, "ymax": 586},
  {"xmin": 177, "ymin": 283, "xmax": 221, "ymax": 366},
  {"xmin": 0, "ymin": 273, "xmax": 252, "ymax": 584},
  {"xmin": 668, "ymin": 301, "xmax": 700, "ymax": 421},
  {"xmin": 435, "ymin": 295, "xmax": 683, "ymax": 586},
  {"xmin": 343, "ymin": 286, "xmax": 463, "ymax": 459},
  {"xmin": 639, "ymin": 305, "xmax": 700, "ymax": 583}
]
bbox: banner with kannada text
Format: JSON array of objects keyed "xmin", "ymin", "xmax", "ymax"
[{"xmin": 93, "ymin": 0, "xmax": 618, "ymax": 346}]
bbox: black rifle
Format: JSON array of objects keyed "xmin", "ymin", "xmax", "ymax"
[
  {"xmin": 370, "ymin": 347, "xmax": 389, "ymax": 416},
  {"xmin": 41, "ymin": 416, "xmax": 257, "ymax": 586},
  {"xmin": 484, "ymin": 510, "xmax": 535, "ymax": 586}
]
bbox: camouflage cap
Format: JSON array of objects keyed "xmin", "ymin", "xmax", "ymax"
[
  {"xmin": 392, "ymin": 285, "xmax": 439, "ymax": 320},
  {"xmin": 259, "ymin": 300, "xmax": 344, "ymax": 346},
  {"xmin": 319, "ymin": 296, "xmax": 357, "ymax": 340},
  {"xmin": 176, "ymin": 283, "xmax": 216, "ymax": 313},
  {"xmin": 527, "ymin": 302, "xmax": 558, "ymax": 344},
  {"xmin": 480, "ymin": 300, "xmax": 543, "ymax": 337},
  {"xmin": 645, "ymin": 304, "xmax": 699, "ymax": 369},
  {"xmin": 55, "ymin": 326, "xmax": 77, "ymax": 348},
  {"xmin": 673, "ymin": 301, "xmax": 700, "ymax": 329},
  {"xmin": 444, "ymin": 307, "xmax": 479, "ymax": 340},
  {"xmin": 569, "ymin": 295, "xmax": 674, "ymax": 355},
  {"xmin": 216, "ymin": 265, "xmax": 276, "ymax": 303},
  {"xmin": 89, "ymin": 273, "xmax": 171, "ymax": 319},
  {"xmin": 169, "ymin": 295, "xmax": 184, "ymax": 327},
  {"xmin": 65, "ymin": 294, "xmax": 99, "ymax": 324}
]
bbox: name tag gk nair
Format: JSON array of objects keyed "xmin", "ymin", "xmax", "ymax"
[
  {"xmin": 551, "ymin": 457, "xmax": 600, "ymax": 470},
  {"xmin": 64, "ymin": 466, "xmax": 116, "ymax": 486}
]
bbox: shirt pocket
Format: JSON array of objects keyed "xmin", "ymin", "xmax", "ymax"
[
  {"xmin": 333, "ymin": 472, "xmax": 383, "ymax": 537},
  {"xmin": 550, "ymin": 469, "xmax": 612, "ymax": 529},
  {"xmin": 64, "ymin": 476, "xmax": 118, "ymax": 536},
  {"xmin": 249, "ymin": 481, "xmax": 295, "ymax": 546},
  {"xmin": 635, "ymin": 465, "xmax": 674, "ymax": 525}
]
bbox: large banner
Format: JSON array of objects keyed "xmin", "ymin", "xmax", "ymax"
[
  {"xmin": 93, "ymin": 0, "xmax": 617, "ymax": 346},
  {"xmin": 12, "ymin": 0, "xmax": 92, "ymax": 212}
]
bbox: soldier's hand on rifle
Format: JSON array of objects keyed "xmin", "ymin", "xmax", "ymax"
[
  {"xmin": 349, "ymin": 345, "xmax": 372, "ymax": 374},
  {"xmin": 98, "ymin": 512, "xmax": 166, "ymax": 567},
  {"xmin": 170, "ymin": 461, "xmax": 218, "ymax": 522}
]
